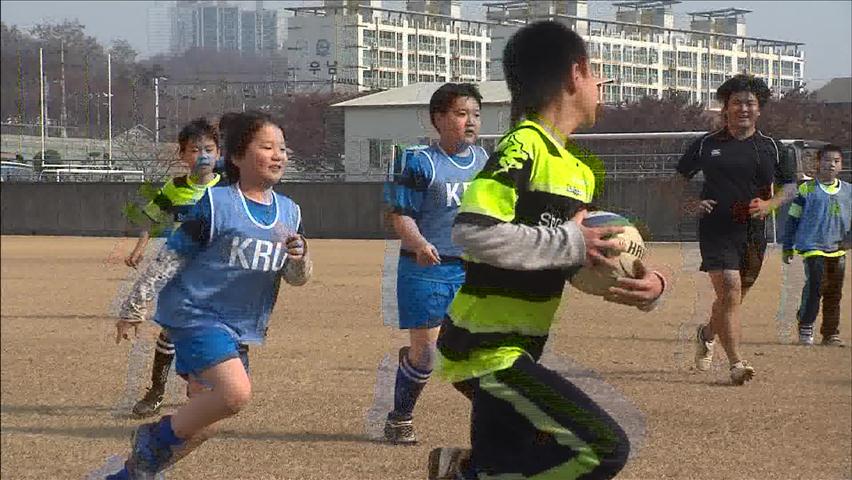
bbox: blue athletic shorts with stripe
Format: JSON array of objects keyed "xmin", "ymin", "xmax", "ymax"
[
  {"xmin": 165, "ymin": 325, "xmax": 250, "ymax": 379},
  {"xmin": 396, "ymin": 254, "xmax": 464, "ymax": 330}
]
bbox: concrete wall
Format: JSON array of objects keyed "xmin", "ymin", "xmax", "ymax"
[
  {"xmin": 2, "ymin": 180, "xmax": 785, "ymax": 242},
  {"xmin": 0, "ymin": 182, "xmax": 391, "ymax": 239}
]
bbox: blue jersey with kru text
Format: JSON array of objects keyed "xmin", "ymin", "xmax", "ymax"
[
  {"xmin": 386, "ymin": 144, "xmax": 488, "ymax": 258},
  {"xmin": 155, "ymin": 184, "xmax": 302, "ymax": 344}
]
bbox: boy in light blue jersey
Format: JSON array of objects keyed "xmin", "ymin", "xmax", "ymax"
[
  {"xmin": 783, "ymin": 144, "xmax": 852, "ymax": 346},
  {"xmin": 120, "ymin": 118, "xmax": 222, "ymax": 418},
  {"xmin": 382, "ymin": 83, "xmax": 489, "ymax": 444},
  {"xmin": 106, "ymin": 111, "xmax": 312, "ymax": 479}
]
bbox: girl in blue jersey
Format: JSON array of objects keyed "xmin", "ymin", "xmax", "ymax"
[
  {"xmin": 106, "ymin": 111, "xmax": 312, "ymax": 479},
  {"xmin": 382, "ymin": 83, "xmax": 489, "ymax": 444}
]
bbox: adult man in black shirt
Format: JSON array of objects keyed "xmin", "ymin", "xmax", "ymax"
[{"xmin": 671, "ymin": 75, "xmax": 797, "ymax": 385}]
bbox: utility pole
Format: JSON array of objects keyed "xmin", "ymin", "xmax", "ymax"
[
  {"xmin": 108, "ymin": 53, "xmax": 113, "ymax": 165},
  {"xmin": 84, "ymin": 53, "xmax": 90, "ymax": 139},
  {"xmin": 60, "ymin": 40, "xmax": 68, "ymax": 138},
  {"xmin": 154, "ymin": 76, "xmax": 161, "ymax": 144},
  {"xmin": 16, "ymin": 47, "xmax": 24, "ymax": 153},
  {"xmin": 39, "ymin": 47, "xmax": 46, "ymax": 160}
]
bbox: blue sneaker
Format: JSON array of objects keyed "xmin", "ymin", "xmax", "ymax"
[
  {"xmin": 125, "ymin": 417, "xmax": 182, "ymax": 477},
  {"xmin": 104, "ymin": 466, "xmax": 130, "ymax": 480}
]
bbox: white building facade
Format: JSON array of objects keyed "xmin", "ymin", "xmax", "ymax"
[
  {"xmin": 286, "ymin": 0, "xmax": 491, "ymax": 92},
  {"xmin": 486, "ymin": 1, "xmax": 805, "ymax": 108}
]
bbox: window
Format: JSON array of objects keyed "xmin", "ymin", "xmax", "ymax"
[
  {"xmin": 588, "ymin": 42, "xmax": 601, "ymax": 59},
  {"xmin": 677, "ymin": 51, "xmax": 696, "ymax": 68},
  {"xmin": 380, "ymin": 50, "xmax": 397, "ymax": 68},
  {"xmin": 649, "ymin": 68, "xmax": 659, "ymax": 85},
  {"xmin": 677, "ymin": 70, "xmax": 694, "ymax": 88},
  {"xmin": 419, "ymin": 35, "xmax": 435, "ymax": 52},
  {"xmin": 363, "ymin": 30, "xmax": 376, "ymax": 47},
  {"xmin": 623, "ymin": 66, "xmax": 634, "ymax": 83},
  {"xmin": 711, "ymin": 54, "xmax": 724, "ymax": 71},
  {"xmin": 649, "ymin": 48, "xmax": 659, "ymax": 64},
  {"xmin": 624, "ymin": 45, "xmax": 633, "ymax": 63},
  {"xmin": 363, "ymin": 49, "xmax": 377, "ymax": 67},
  {"xmin": 663, "ymin": 51, "xmax": 674, "ymax": 67},
  {"xmin": 379, "ymin": 30, "xmax": 395, "ymax": 48},
  {"xmin": 634, "ymin": 67, "xmax": 648, "ymax": 84},
  {"xmin": 603, "ymin": 84, "xmax": 619, "ymax": 104},
  {"xmin": 436, "ymin": 37, "xmax": 447, "ymax": 54},
  {"xmin": 419, "ymin": 54, "xmax": 435, "ymax": 71},
  {"xmin": 369, "ymin": 139, "xmax": 394, "ymax": 171},
  {"xmin": 461, "ymin": 59, "xmax": 477, "ymax": 76},
  {"xmin": 460, "ymin": 40, "xmax": 476, "ymax": 57},
  {"xmin": 436, "ymin": 56, "xmax": 447, "ymax": 73}
]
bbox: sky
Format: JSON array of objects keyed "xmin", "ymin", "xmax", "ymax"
[{"xmin": 1, "ymin": 0, "xmax": 850, "ymax": 88}]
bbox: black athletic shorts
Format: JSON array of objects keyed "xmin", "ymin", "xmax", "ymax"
[{"xmin": 698, "ymin": 219, "xmax": 767, "ymax": 288}]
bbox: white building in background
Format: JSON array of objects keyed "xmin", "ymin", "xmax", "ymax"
[
  {"xmin": 332, "ymin": 81, "xmax": 511, "ymax": 180},
  {"xmin": 145, "ymin": 1, "xmax": 287, "ymax": 58},
  {"xmin": 286, "ymin": 0, "xmax": 491, "ymax": 92},
  {"xmin": 486, "ymin": 0, "xmax": 805, "ymax": 107}
]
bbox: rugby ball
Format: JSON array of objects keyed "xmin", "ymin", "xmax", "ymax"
[{"xmin": 568, "ymin": 211, "xmax": 647, "ymax": 297}]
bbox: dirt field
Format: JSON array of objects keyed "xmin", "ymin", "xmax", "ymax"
[{"xmin": 1, "ymin": 236, "xmax": 850, "ymax": 480}]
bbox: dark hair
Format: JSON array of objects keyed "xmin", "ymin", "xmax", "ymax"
[
  {"xmin": 817, "ymin": 144, "xmax": 844, "ymax": 160},
  {"xmin": 177, "ymin": 117, "xmax": 218, "ymax": 153},
  {"xmin": 223, "ymin": 110, "xmax": 286, "ymax": 182},
  {"xmin": 428, "ymin": 83, "xmax": 483, "ymax": 128},
  {"xmin": 716, "ymin": 74, "xmax": 771, "ymax": 108},
  {"xmin": 503, "ymin": 21, "xmax": 588, "ymax": 124}
]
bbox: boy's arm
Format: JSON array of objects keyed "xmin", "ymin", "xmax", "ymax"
[
  {"xmin": 115, "ymin": 192, "xmax": 211, "ymax": 326},
  {"xmin": 451, "ymin": 133, "xmax": 588, "ymax": 271},
  {"xmin": 384, "ymin": 150, "xmax": 440, "ymax": 264},
  {"xmin": 117, "ymin": 246, "xmax": 188, "ymax": 324},
  {"xmin": 452, "ymin": 220, "xmax": 586, "ymax": 271}
]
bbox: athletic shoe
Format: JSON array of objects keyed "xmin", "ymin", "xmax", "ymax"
[
  {"xmin": 821, "ymin": 335, "xmax": 846, "ymax": 347},
  {"xmin": 730, "ymin": 361, "xmax": 755, "ymax": 385},
  {"xmin": 428, "ymin": 447, "xmax": 471, "ymax": 480},
  {"xmin": 104, "ymin": 467, "xmax": 130, "ymax": 480},
  {"xmin": 694, "ymin": 325, "xmax": 715, "ymax": 371},
  {"xmin": 132, "ymin": 388, "xmax": 165, "ymax": 418},
  {"xmin": 384, "ymin": 412, "xmax": 417, "ymax": 445},
  {"xmin": 125, "ymin": 419, "xmax": 180, "ymax": 477},
  {"xmin": 798, "ymin": 334, "xmax": 815, "ymax": 346}
]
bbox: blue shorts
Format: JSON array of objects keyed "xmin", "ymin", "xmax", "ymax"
[
  {"xmin": 397, "ymin": 255, "xmax": 464, "ymax": 330},
  {"xmin": 165, "ymin": 326, "xmax": 250, "ymax": 379}
]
